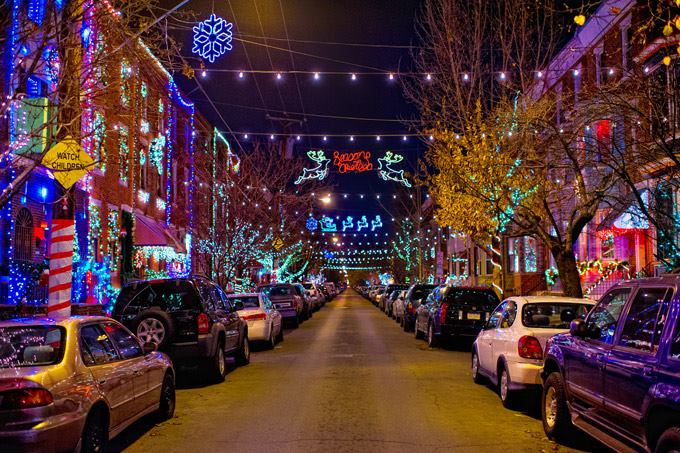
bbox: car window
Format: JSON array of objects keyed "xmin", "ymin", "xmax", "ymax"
[
  {"xmin": 618, "ymin": 288, "xmax": 673, "ymax": 352},
  {"xmin": 0, "ymin": 326, "xmax": 65, "ymax": 368},
  {"xmin": 501, "ymin": 301, "xmax": 517, "ymax": 328},
  {"xmin": 103, "ymin": 322, "xmax": 143, "ymax": 359},
  {"xmin": 210, "ymin": 286, "xmax": 226, "ymax": 310},
  {"xmin": 487, "ymin": 302, "xmax": 507, "ymax": 329},
  {"xmin": 260, "ymin": 285, "xmax": 293, "ymax": 296},
  {"xmin": 521, "ymin": 303, "xmax": 591, "ymax": 328},
  {"xmin": 585, "ymin": 288, "xmax": 631, "ymax": 344},
  {"xmin": 229, "ymin": 296, "xmax": 260, "ymax": 309},
  {"xmin": 116, "ymin": 281, "xmax": 200, "ymax": 315},
  {"xmin": 262, "ymin": 295, "xmax": 273, "ymax": 309},
  {"xmin": 80, "ymin": 324, "xmax": 119, "ymax": 365}
]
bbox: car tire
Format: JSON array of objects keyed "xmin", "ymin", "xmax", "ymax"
[
  {"xmin": 80, "ymin": 408, "xmax": 108, "ymax": 453},
  {"xmin": 206, "ymin": 339, "xmax": 226, "ymax": 383},
  {"xmin": 542, "ymin": 372, "xmax": 573, "ymax": 441},
  {"xmin": 275, "ymin": 324, "xmax": 284, "ymax": 343},
  {"xmin": 471, "ymin": 350, "xmax": 484, "ymax": 384},
  {"xmin": 402, "ymin": 316, "xmax": 409, "ymax": 332},
  {"xmin": 267, "ymin": 328, "xmax": 276, "ymax": 350},
  {"xmin": 236, "ymin": 335, "xmax": 250, "ymax": 366},
  {"xmin": 414, "ymin": 319, "xmax": 424, "ymax": 339},
  {"xmin": 655, "ymin": 426, "xmax": 680, "ymax": 453},
  {"xmin": 499, "ymin": 364, "xmax": 515, "ymax": 408},
  {"xmin": 157, "ymin": 372, "xmax": 176, "ymax": 421},
  {"xmin": 133, "ymin": 310, "xmax": 175, "ymax": 349},
  {"xmin": 427, "ymin": 324, "xmax": 437, "ymax": 347}
]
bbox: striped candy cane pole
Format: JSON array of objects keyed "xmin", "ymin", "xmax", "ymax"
[{"xmin": 48, "ymin": 218, "xmax": 74, "ymax": 319}]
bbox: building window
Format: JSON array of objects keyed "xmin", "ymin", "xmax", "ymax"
[
  {"xmin": 508, "ymin": 238, "xmax": 520, "ymax": 273},
  {"xmin": 601, "ymin": 231, "xmax": 615, "ymax": 260},
  {"xmin": 485, "ymin": 251, "xmax": 493, "ymax": 275},
  {"xmin": 118, "ymin": 126, "xmax": 129, "ymax": 183},
  {"xmin": 524, "ymin": 237, "xmax": 538, "ymax": 272},
  {"xmin": 14, "ymin": 208, "xmax": 34, "ymax": 262}
]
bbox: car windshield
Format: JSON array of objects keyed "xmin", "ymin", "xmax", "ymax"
[
  {"xmin": 229, "ymin": 297, "xmax": 260, "ymax": 309},
  {"xmin": 260, "ymin": 285, "xmax": 292, "ymax": 296},
  {"xmin": 0, "ymin": 326, "xmax": 66, "ymax": 368},
  {"xmin": 522, "ymin": 303, "xmax": 591, "ymax": 329},
  {"xmin": 412, "ymin": 286, "xmax": 437, "ymax": 300}
]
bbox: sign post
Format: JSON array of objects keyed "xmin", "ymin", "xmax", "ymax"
[{"xmin": 42, "ymin": 138, "xmax": 94, "ymax": 318}]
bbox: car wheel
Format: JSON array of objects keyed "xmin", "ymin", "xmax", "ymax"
[
  {"xmin": 402, "ymin": 316, "xmax": 409, "ymax": 332},
  {"xmin": 80, "ymin": 408, "xmax": 108, "ymax": 453},
  {"xmin": 427, "ymin": 324, "xmax": 437, "ymax": 347},
  {"xmin": 499, "ymin": 364, "xmax": 515, "ymax": 408},
  {"xmin": 471, "ymin": 350, "xmax": 484, "ymax": 384},
  {"xmin": 655, "ymin": 426, "xmax": 680, "ymax": 453},
  {"xmin": 157, "ymin": 372, "xmax": 176, "ymax": 421},
  {"xmin": 134, "ymin": 311, "xmax": 174, "ymax": 349},
  {"xmin": 206, "ymin": 340, "xmax": 226, "ymax": 383},
  {"xmin": 267, "ymin": 327, "xmax": 276, "ymax": 350},
  {"xmin": 414, "ymin": 318, "xmax": 424, "ymax": 339},
  {"xmin": 236, "ymin": 335, "xmax": 250, "ymax": 366},
  {"xmin": 542, "ymin": 372, "xmax": 573, "ymax": 441},
  {"xmin": 275, "ymin": 324, "xmax": 284, "ymax": 343}
]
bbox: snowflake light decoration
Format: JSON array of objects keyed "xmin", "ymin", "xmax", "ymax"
[
  {"xmin": 192, "ymin": 14, "xmax": 233, "ymax": 63},
  {"xmin": 306, "ymin": 217, "xmax": 319, "ymax": 232}
]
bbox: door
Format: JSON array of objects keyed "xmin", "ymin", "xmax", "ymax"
[
  {"xmin": 214, "ymin": 285, "xmax": 241, "ymax": 352},
  {"xmin": 263, "ymin": 294, "xmax": 281, "ymax": 337},
  {"xmin": 80, "ymin": 324, "xmax": 137, "ymax": 429},
  {"xmin": 103, "ymin": 321, "xmax": 160, "ymax": 413},
  {"xmin": 478, "ymin": 302, "xmax": 506, "ymax": 373},
  {"xmin": 603, "ymin": 287, "xmax": 671, "ymax": 433},
  {"xmin": 563, "ymin": 287, "xmax": 632, "ymax": 407},
  {"xmin": 491, "ymin": 301, "xmax": 518, "ymax": 370}
]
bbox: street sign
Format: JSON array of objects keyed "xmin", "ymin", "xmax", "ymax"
[
  {"xmin": 42, "ymin": 138, "xmax": 94, "ymax": 189},
  {"xmin": 272, "ymin": 237, "xmax": 284, "ymax": 251}
]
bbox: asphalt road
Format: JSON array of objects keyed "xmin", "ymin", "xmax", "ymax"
[{"xmin": 113, "ymin": 289, "xmax": 603, "ymax": 453}]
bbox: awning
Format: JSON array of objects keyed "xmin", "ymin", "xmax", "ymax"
[
  {"xmin": 134, "ymin": 213, "xmax": 169, "ymax": 247},
  {"xmin": 597, "ymin": 190, "xmax": 649, "ymax": 231},
  {"xmin": 165, "ymin": 226, "xmax": 187, "ymax": 254}
]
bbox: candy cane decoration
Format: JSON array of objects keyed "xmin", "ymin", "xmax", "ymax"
[{"xmin": 48, "ymin": 218, "xmax": 74, "ymax": 318}]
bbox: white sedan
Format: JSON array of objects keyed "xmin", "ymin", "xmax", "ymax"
[
  {"xmin": 471, "ymin": 296, "xmax": 594, "ymax": 408},
  {"xmin": 227, "ymin": 293, "xmax": 283, "ymax": 349}
]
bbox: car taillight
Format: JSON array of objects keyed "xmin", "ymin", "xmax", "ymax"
[
  {"xmin": 439, "ymin": 303, "xmax": 448, "ymax": 324},
  {"xmin": 241, "ymin": 313, "xmax": 267, "ymax": 321},
  {"xmin": 406, "ymin": 302, "xmax": 413, "ymax": 313},
  {"xmin": 197, "ymin": 313, "xmax": 210, "ymax": 334},
  {"xmin": 0, "ymin": 388, "xmax": 53, "ymax": 410},
  {"xmin": 518, "ymin": 335, "xmax": 543, "ymax": 360}
]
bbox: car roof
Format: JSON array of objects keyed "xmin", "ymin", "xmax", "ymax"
[
  {"xmin": 611, "ymin": 275, "xmax": 680, "ymax": 288},
  {"xmin": 0, "ymin": 315, "xmax": 114, "ymax": 328},
  {"xmin": 226, "ymin": 293, "xmax": 259, "ymax": 298},
  {"xmin": 505, "ymin": 296, "xmax": 594, "ymax": 305}
]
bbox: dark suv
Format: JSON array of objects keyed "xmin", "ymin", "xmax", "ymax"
[
  {"xmin": 541, "ymin": 276, "xmax": 680, "ymax": 452},
  {"xmin": 257, "ymin": 283, "xmax": 307, "ymax": 327},
  {"xmin": 112, "ymin": 276, "xmax": 250, "ymax": 382},
  {"xmin": 414, "ymin": 286, "xmax": 500, "ymax": 347}
]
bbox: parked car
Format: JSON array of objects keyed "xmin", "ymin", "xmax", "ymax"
[
  {"xmin": 377, "ymin": 284, "xmax": 406, "ymax": 311},
  {"xmin": 415, "ymin": 286, "xmax": 501, "ymax": 347},
  {"xmin": 324, "ymin": 282, "xmax": 337, "ymax": 298},
  {"xmin": 369, "ymin": 286, "xmax": 385, "ymax": 304},
  {"xmin": 227, "ymin": 293, "xmax": 283, "ymax": 349},
  {"xmin": 471, "ymin": 296, "xmax": 594, "ymax": 407},
  {"xmin": 392, "ymin": 290, "xmax": 409, "ymax": 322},
  {"xmin": 318, "ymin": 284, "xmax": 331, "ymax": 303},
  {"xmin": 401, "ymin": 284, "xmax": 438, "ymax": 331},
  {"xmin": 384, "ymin": 286, "xmax": 410, "ymax": 317},
  {"xmin": 302, "ymin": 282, "xmax": 324, "ymax": 310},
  {"xmin": 258, "ymin": 283, "xmax": 306, "ymax": 327},
  {"xmin": 112, "ymin": 276, "xmax": 250, "ymax": 382},
  {"xmin": 0, "ymin": 316, "xmax": 175, "ymax": 452},
  {"xmin": 541, "ymin": 277, "xmax": 680, "ymax": 452}
]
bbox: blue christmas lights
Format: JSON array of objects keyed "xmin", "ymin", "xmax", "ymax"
[{"xmin": 192, "ymin": 14, "xmax": 233, "ymax": 63}]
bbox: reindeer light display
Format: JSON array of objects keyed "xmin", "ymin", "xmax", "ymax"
[
  {"xmin": 377, "ymin": 151, "xmax": 412, "ymax": 187},
  {"xmin": 295, "ymin": 150, "xmax": 331, "ymax": 185}
]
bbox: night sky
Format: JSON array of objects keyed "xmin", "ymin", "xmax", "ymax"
[{"xmin": 159, "ymin": 0, "xmax": 426, "ymax": 240}]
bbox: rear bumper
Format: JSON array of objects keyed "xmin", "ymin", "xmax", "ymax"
[
  {"xmin": 167, "ymin": 334, "xmax": 214, "ymax": 361},
  {"xmin": 0, "ymin": 413, "xmax": 84, "ymax": 453},
  {"xmin": 246, "ymin": 320, "xmax": 268, "ymax": 341},
  {"xmin": 440, "ymin": 324, "xmax": 483, "ymax": 340},
  {"xmin": 277, "ymin": 309, "xmax": 298, "ymax": 319},
  {"xmin": 507, "ymin": 360, "xmax": 543, "ymax": 387}
]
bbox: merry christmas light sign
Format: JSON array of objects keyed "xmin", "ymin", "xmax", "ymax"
[{"xmin": 333, "ymin": 150, "xmax": 373, "ymax": 173}]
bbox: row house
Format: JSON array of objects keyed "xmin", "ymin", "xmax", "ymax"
[
  {"xmin": 0, "ymin": 0, "xmax": 238, "ymax": 307},
  {"xmin": 445, "ymin": 0, "xmax": 677, "ymax": 298}
]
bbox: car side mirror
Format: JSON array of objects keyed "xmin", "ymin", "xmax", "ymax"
[
  {"xmin": 234, "ymin": 301, "xmax": 244, "ymax": 311},
  {"xmin": 570, "ymin": 319, "xmax": 598, "ymax": 338},
  {"xmin": 143, "ymin": 342, "xmax": 157, "ymax": 354}
]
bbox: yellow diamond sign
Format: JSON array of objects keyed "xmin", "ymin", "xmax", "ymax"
[
  {"xmin": 42, "ymin": 138, "xmax": 95, "ymax": 189},
  {"xmin": 272, "ymin": 237, "xmax": 284, "ymax": 251}
]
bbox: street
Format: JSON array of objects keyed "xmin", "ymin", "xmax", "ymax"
[{"xmin": 112, "ymin": 290, "xmax": 600, "ymax": 453}]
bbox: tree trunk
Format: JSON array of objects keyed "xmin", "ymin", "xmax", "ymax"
[{"xmin": 552, "ymin": 247, "xmax": 583, "ymax": 298}]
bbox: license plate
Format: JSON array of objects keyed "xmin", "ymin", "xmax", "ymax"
[{"xmin": 467, "ymin": 312, "xmax": 481, "ymax": 320}]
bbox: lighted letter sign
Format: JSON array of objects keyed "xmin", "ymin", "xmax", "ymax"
[
  {"xmin": 192, "ymin": 14, "xmax": 233, "ymax": 63},
  {"xmin": 295, "ymin": 150, "xmax": 331, "ymax": 185},
  {"xmin": 377, "ymin": 151, "xmax": 411, "ymax": 187},
  {"xmin": 333, "ymin": 150, "xmax": 373, "ymax": 173}
]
